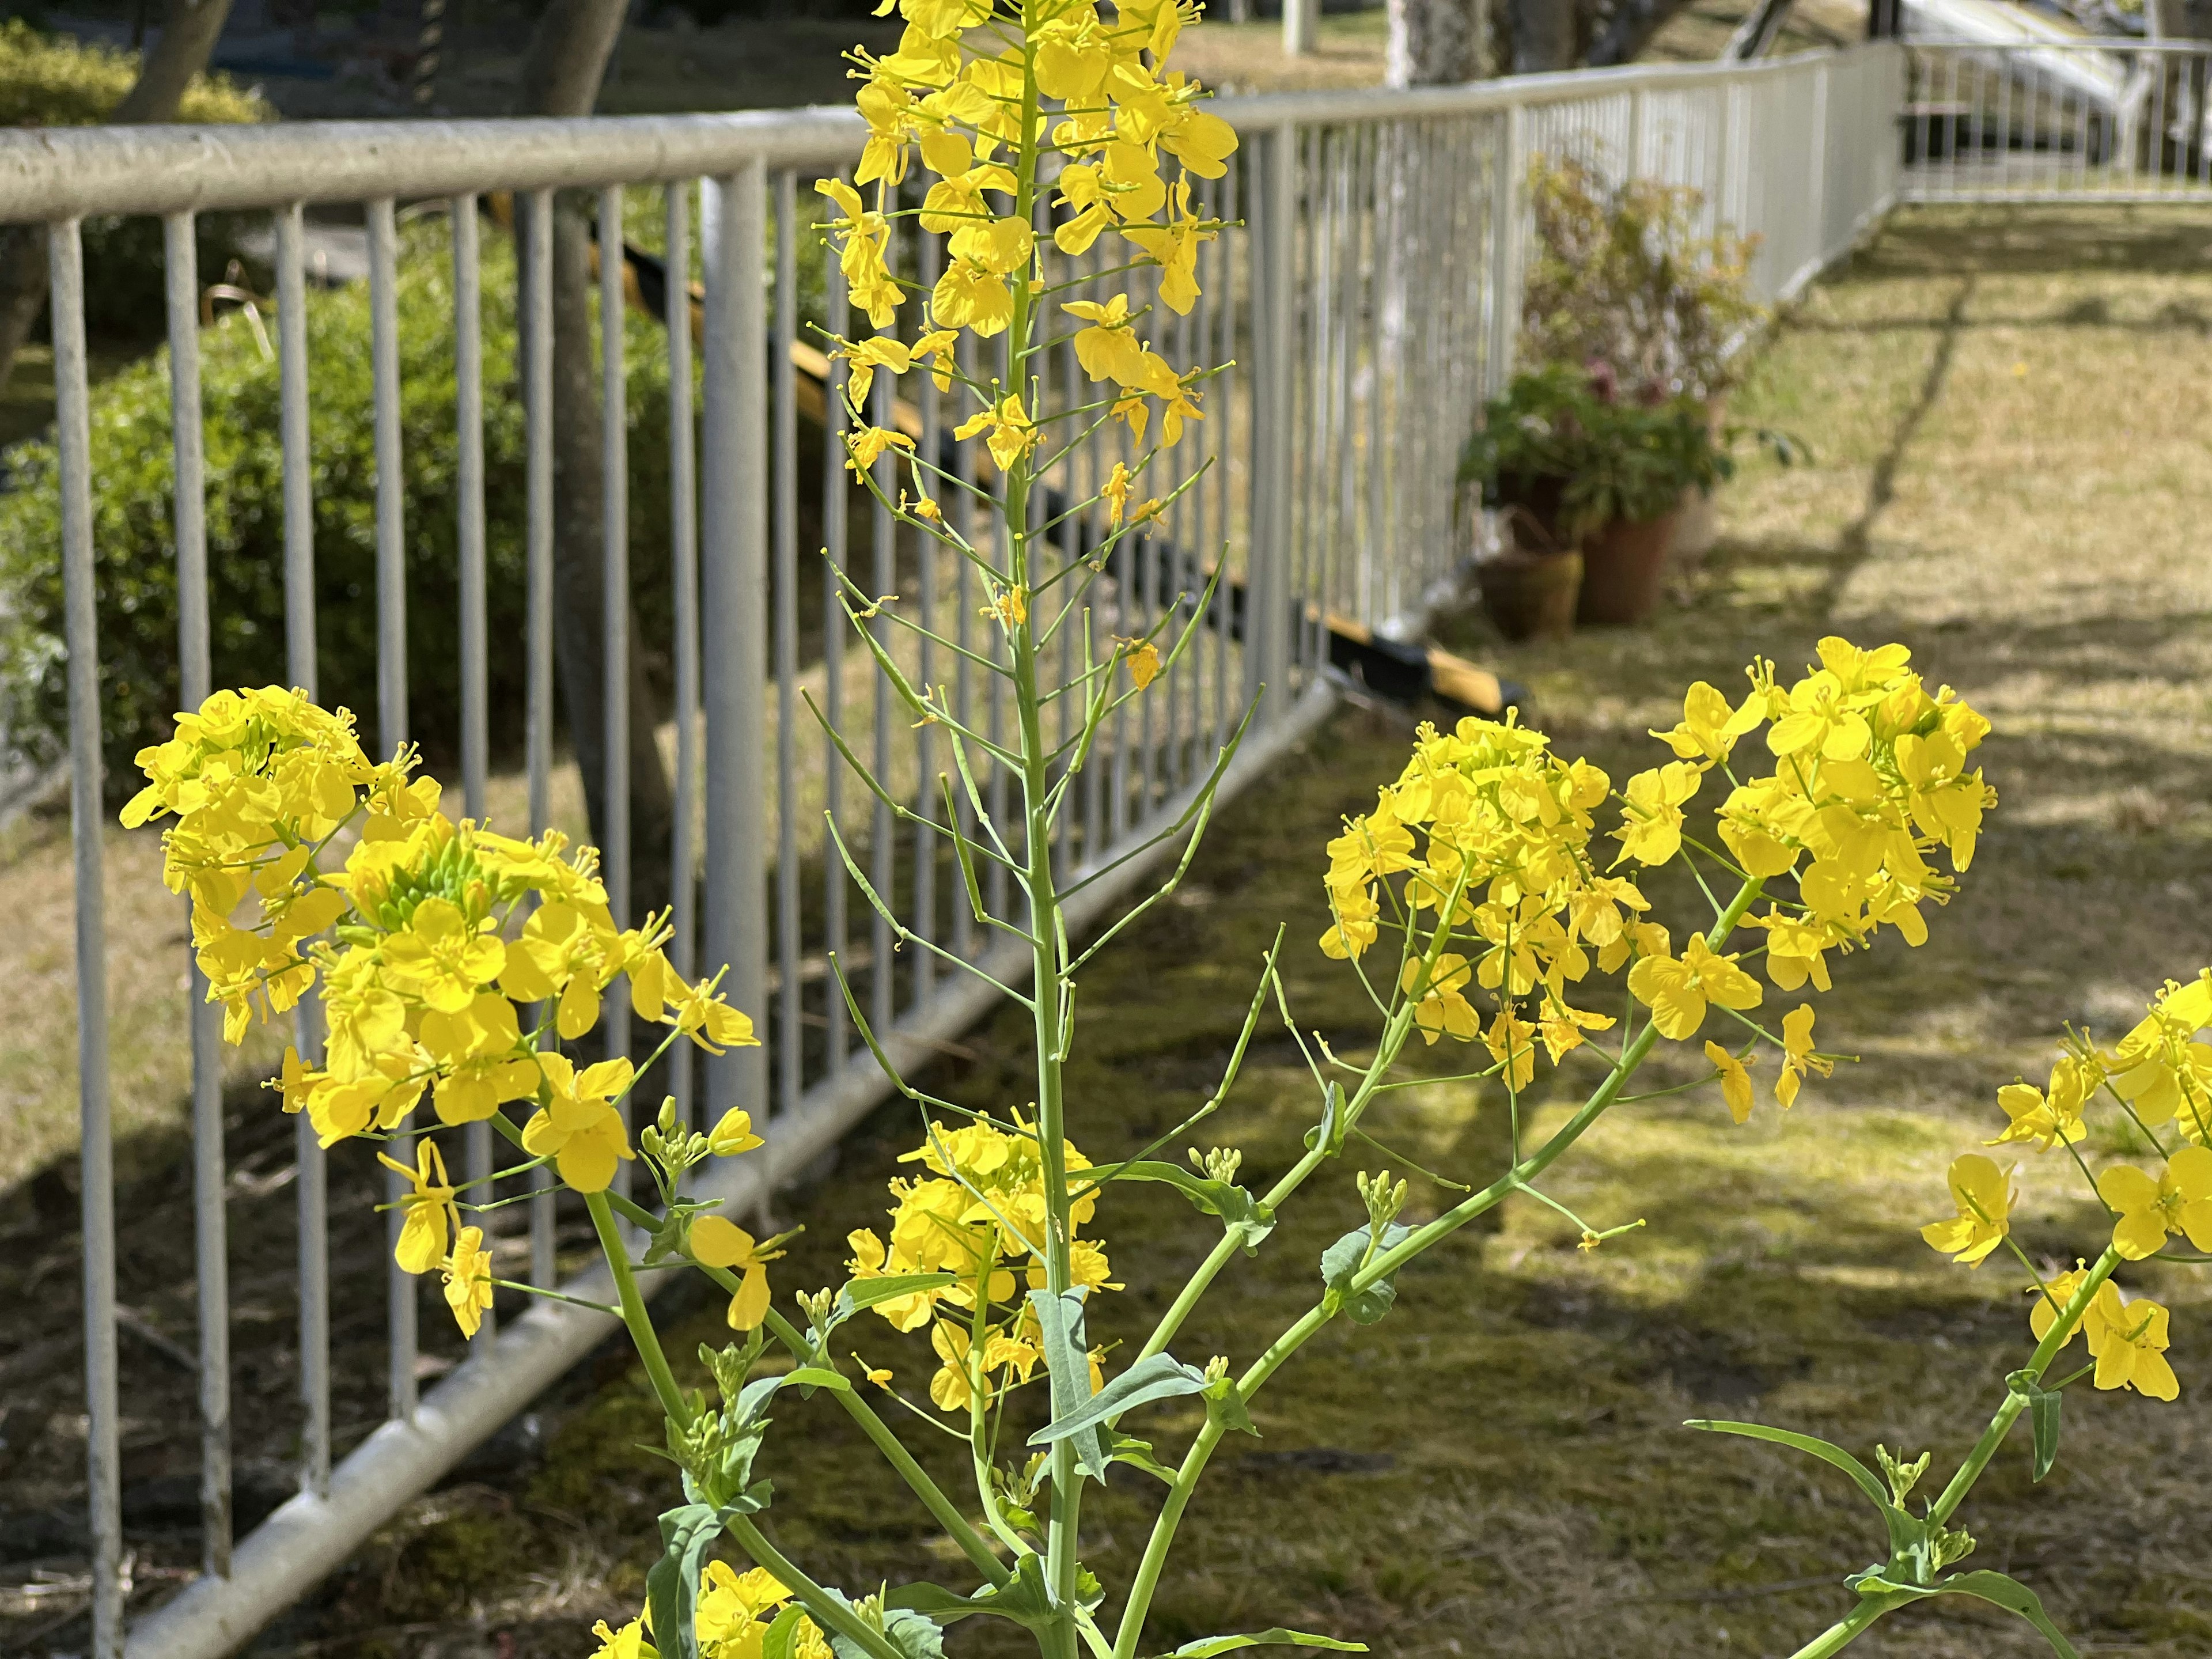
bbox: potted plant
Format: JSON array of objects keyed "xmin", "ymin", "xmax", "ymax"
[
  {"xmin": 1570, "ymin": 380, "xmax": 1732, "ymax": 626},
  {"xmin": 1456, "ymin": 363, "xmax": 1593, "ymax": 642},
  {"xmin": 1461, "ymin": 365, "xmax": 1731, "ymax": 634},
  {"xmin": 1521, "ymin": 157, "xmax": 1763, "ymax": 570}
]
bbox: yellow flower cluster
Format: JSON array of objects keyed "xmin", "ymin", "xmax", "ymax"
[
  {"xmin": 589, "ymin": 1562, "xmax": 831, "ymax": 1659},
  {"xmin": 124, "ymin": 688, "xmax": 767, "ymax": 1332},
  {"xmin": 1925, "ymin": 971, "xmax": 2212, "ymax": 1404},
  {"xmin": 819, "ymin": 0, "xmax": 1234, "ymax": 485},
  {"xmin": 1317, "ymin": 641, "xmax": 1986, "ymax": 1119},
  {"xmin": 846, "ymin": 1118, "xmax": 1113, "ymax": 1412}
]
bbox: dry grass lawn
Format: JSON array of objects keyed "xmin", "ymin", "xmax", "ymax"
[{"xmin": 8, "ymin": 204, "xmax": 2212, "ymax": 1658}]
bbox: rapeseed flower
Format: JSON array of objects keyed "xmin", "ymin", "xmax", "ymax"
[
  {"xmin": 2096, "ymin": 1147, "xmax": 2212, "ymax": 1260},
  {"xmin": 1921, "ymin": 1153, "xmax": 2014, "ymax": 1267}
]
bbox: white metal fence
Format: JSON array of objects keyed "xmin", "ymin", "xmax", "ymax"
[
  {"xmin": 1901, "ymin": 38, "xmax": 2212, "ymax": 200},
  {"xmin": 0, "ymin": 41, "xmax": 1900, "ymax": 1659}
]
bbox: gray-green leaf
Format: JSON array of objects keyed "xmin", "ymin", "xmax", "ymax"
[
  {"xmin": 1320, "ymin": 1223, "xmax": 1414, "ymax": 1324},
  {"xmin": 1029, "ymin": 1353, "xmax": 1210, "ymax": 1450},
  {"xmin": 1028, "ymin": 1287, "xmax": 1108, "ymax": 1482},
  {"xmin": 645, "ymin": 1502, "xmax": 726, "ymax": 1659},
  {"xmin": 1161, "ymin": 1629, "xmax": 1368, "ymax": 1659}
]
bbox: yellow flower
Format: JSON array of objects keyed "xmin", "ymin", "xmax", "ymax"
[
  {"xmin": 696, "ymin": 1560, "xmax": 810, "ymax": 1658},
  {"xmin": 1626, "ymin": 935, "xmax": 1763, "ymax": 1041},
  {"xmin": 1920, "ymin": 1153, "xmax": 2013, "ymax": 1267},
  {"xmin": 2096, "ymin": 1147, "xmax": 2212, "ymax": 1260},
  {"xmin": 1402, "ymin": 953, "xmax": 1479, "ymax": 1046},
  {"xmin": 378, "ymin": 1138, "xmax": 461, "ymax": 1275},
  {"xmin": 520, "ymin": 1053, "xmax": 637, "ymax": 1193},
  {"xmin": 379, "ymin": 895, "xmax": 505, "ymax": 1014},
  {"xmin": 1485, "ymin": 1007, "xmax": 1537, "ymax": 1089},
  {"xmin": 707, "ymin": 1107, "xmax": 764, "ymax": 1158},
  {"xmin": 1650, "ymin": 681, "xmax": 1762, "ymax": 769},
  {"xmin": 1120, "ymin": 180, "xmax": 1213, "ymax": 313},
  {"xmin": 1775, "ymin": 1004, "xmax": 1829, "ymax": 1108},
  {"xmin": 929, "ymin": 1319, "xmax": 987, "ymax": 1412},
  {"xmin": 1064, "ymin": 294, "xmax": 1147, "ymax": 384},
  {"xmin": 846, "ymin": 423, "xmax": 917, "ymax": 473},
  {"xmin": 2028, "ymin": 1260, "xmax": 2097, "ymax": 1347},
  {"xmin": 2086, "ymin": 1282, "xmax": 2179, "ymax": 1400},
  {"xmin": 587, "ymin": 1617, "xmax": 649, "ymax": 1659},
  {"xmin": 1123, "ymin": 638, "xmax": 1161, "ymax": 690},
  {"xmin": 1611, "ymin": 762, "xmax": 1701, "ymax": 868},
  {"xmin": 1705, "ymin": 1041, "xmax": 1756, "ymax": 1124},
  {"xmin": 443, "ymin": 1225, "xmax": 494, "ymax": 1339},
  {"xmin": 691, "ymin": 1215, "xmax": 779, "ymax": 1331},
  {"xmin": 954, "ymin": 392, "xmax": 1038, "ymax": 473},
  {"xmin": 1320, "ymin": 882, "xmax": 1380, "ymax": 962},
  {"xmin": 836, "ymin": 334, "xmax": 914, "ymax": 413},
  {"xmin": 1987, "ymin": 1060, "xmax": 2092, "ymax": 1152}
]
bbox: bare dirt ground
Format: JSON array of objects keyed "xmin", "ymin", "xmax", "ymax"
[{"xmin": 6, "ymin": 201, "xmax": 2212, "ymax": 1659}]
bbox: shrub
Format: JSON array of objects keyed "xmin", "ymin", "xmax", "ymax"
[
  {"xmin": 1521, "ymin": 154, "xmax": 1764, "ymax": 404},
  {"xmin": 0, "ymin": 221, "xmax": 680, "ymax": 789}
]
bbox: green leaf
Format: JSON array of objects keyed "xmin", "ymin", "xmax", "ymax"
[
  {"xmin": 1303, "ymin": 1083, "xmax": 1349, "ymax": 1156},
  {"xmin": 1319, "ymin": 1223, "xmax": 1414, "ymax": 1325},
  {"xmin": 835, "ymin": 1273, "xmax": 959, "ymax": 1321},
  {"xmin": 2008, "ymin": 1369, "xmax": 2063, "ymax": 1482},
  {"xmin": 1108, "ymin": 1430, "xmax": 1181, "ymax": 1484},
  {"xmin": 1842, "ymin": 1570, "xmax": 2080, "ymax": 1658},
  {"xmin": 762, "ymin": 1606, "xmax": 811, "ymax": 1659},
  {"xmin": 1093, "ymin": 1162, "xmax": 1277, "ymax": 1251},
  {"xmin": 887, "ymin": 1556, "xmax": 1058, "ymax": 1633},
  {"xmin": 1028, "ymin": 1287, "xmax": 1108, "ymax": 1482},
  {"xmin": 645, "ymin": 1502, "xmax": 726, "ymax": 1659},
  {"xmin": 1029, "ymin": 1353, "xmax": 1210, "ymax": 1450},
  {"xmin": 1205, "ymin": 1375, "xmax": 1259, "ymax": 1438},
  {"xmin": 1161, "ymin": 1629, "xmax": 1369, "ymax": 1659},
  {"xmin": 1684, "ymin": 1419, "xmax": 1892, "ymax": 1513}
]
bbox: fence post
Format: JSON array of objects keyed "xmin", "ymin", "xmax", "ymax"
[
  {"xmin": 702, "ymin": 161, "xmax": 770, "ymax": 1123},
  {"xmin": 1249, "ymin": 121, "xmax": 1298, "ymax": 722},
  {"xmin": 53, "ymin": 213, "xmax": 122, "ymax": 1659},
  {"xmin": 1284, "ymin": 0, "xmax": 1316, "ymax": 58},
  {"xmin": 1487, "ymin": 100, "xmax": 1526, "ymax": 398},
  {"xmin": 1809, "ymin": 59, "xmax": 1832, "ymax": 263},
  {"xmin": 1628, "ymin": 84, "xmax": 1649, "ymax": 177}
]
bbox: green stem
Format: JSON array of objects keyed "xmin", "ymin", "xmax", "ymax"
[
  {"xmin": 599, "ymin": 1185, "xmax": 1014, "ymax": 1588},
  {"xmin": 1112, "ymin": 877, "xmax": 1765, "ymax": 1659},
  {"xmin": 584, "ymin": 1190, "xmax": 691, "ymax": 1429},
  {"xmin": 1925, "ymin": 1245, "xmax": 2122, "ymax": 1527},
  {"xmin": 1783, "ymin": 1595, "xmax": 1907, "ymax": 1659},
  {"xmin": 726, "ymin": 1514, "xmax": 907, "ymax": 1659}
]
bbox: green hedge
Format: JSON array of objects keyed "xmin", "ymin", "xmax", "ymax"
[{"xmin": 0, "ymin": 222, "xmax": 682, "ymax": 790}]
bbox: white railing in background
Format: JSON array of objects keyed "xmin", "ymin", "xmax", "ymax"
[
  {"xmin": 1901, "ymin": 39, "xmax": 2212, "ymax": 200},
  {"xmin": 0, "ymin": 41, "xmax": 1900, "ymax": 1659}
]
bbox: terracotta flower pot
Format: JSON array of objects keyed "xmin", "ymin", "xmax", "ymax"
[
  {"xmin": 1480, "ymin": 506, "xmax": 1582, "ymax": 642},
  {"xmin": 1577, "ymin": 510, "xmax": 1680, "ymax": 627}
]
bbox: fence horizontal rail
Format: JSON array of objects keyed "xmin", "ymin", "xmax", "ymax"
[{"xmin": 6, "ymin": 41, "xmax": 1904, "ymax": 1659}]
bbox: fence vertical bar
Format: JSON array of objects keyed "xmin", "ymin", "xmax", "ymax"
[
  {"xmin": 449, "ymin": 191, "xmax": 495, "ymax": 1346},
  {"xmin": 165, "ymin": 209, "xmax": 234, "ymax": 1580},
  {"xmin": 521, "ymin": 188, "xmax": 557, "ymax": 1290},
  {"xmin": 768, "ymin": 189, "xmax": 811, "ymax": 1096},
  {"xmin": 821, "ymin": 225, "xmax": 851, "ymax": 1077},
  {"xmin": 914, "ymin": 219, "xmax": 941, "ymax": 999},
  {"xmin": 600, "ymin": 184, "xmax": 633, "ymax": 1160},
  {"xmin": 368, "ymin": 194, "xmax": 419, "ymax": 1423},
  {"xmin": 869, "ymin": 339, "xmax": 896, "ymax": 1038},
  {"xmin": 666, "ymin": 182, "xmax": 700, "ymax": 1132},
  {"xmin": 1487, "ymin": 103, "xmax": 1524, "ymax": 398},
  {"xmin": 702, "ymin": 161, "xmax": 770, "ymax": 1120},
  {"xmin": 1249, "ymin": 120, "xmax": 1297, "ymax": 727},
  {"xmin": 54, "ymin": 215, "xmax": 122, "ymax": 1659},
  {"xmin": 276, "ymin": 200, "xmax": 332, "ymax": 1499}
]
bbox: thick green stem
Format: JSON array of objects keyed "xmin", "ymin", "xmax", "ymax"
[
  {"xmin": 584, "ymin": 1190, "xmax": 691, "ymax": 1429},
  {"xmin": 1112, "ymin": 877, "xmax": 1766, "ymax": 1659}
]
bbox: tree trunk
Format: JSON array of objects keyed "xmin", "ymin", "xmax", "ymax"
[
  {"xmin": 1506, "ymin": 0, "xmax": 1578, "ymax": 72},
  {"xmin": 0, "ymin": 0, "xmax": 238, "ymax": 397},
  {"xmin": 1387, "ymin": 0, "xmax": 1488, "ymax": 87},
  {"xmin": 1588, "ymin": 0, "xmax": 1699, "ymax": 66},
  {"xmin": 516, "ymin": 0, "xmax": 676, "ymax": 932}
]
